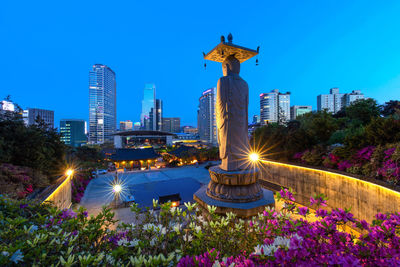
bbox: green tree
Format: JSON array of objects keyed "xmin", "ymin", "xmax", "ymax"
[
  {"xmin": 345, "ymin": 98, "xmax": 380, "ymax": 125},
  {"xmin": 380, "ymin": 100, "xmax": 400, "ymax": 118},
  {"xmin": 298, "ymin": 111, "xmax": 338, "ymax": 145},
  {"xmin": 0, "ymin": 108, "xmax": 66, "ymax": 183},
  {"xmin": 364, "ymin": 117, "xmax": 400, "ymax": 146}
]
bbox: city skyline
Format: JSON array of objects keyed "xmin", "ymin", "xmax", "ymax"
[{"xmin": 2, "ymin": 1, "xmax": 400, "ymax": 127}]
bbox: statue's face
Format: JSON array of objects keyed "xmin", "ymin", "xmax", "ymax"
[{"xmin": 222, "ymin": 55, "xmax": 240, "ymax": 76}]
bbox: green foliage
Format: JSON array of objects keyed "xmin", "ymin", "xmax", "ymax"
[
  {"xmin": 252, "ymin": 100, "xmax": 400, "ymax": 165},
  {"xmin": 380, "ymin": 100, "xmax": 400, "ymax": 117},
  {"xmin": 67, "ymin": 146, "xmax": 106, "ymax": 169},
  {"xmin": 0, "ymin": 111, "xmax": 66, "ymax": 184},
  {"xmin": 301, "ymin": 148, "xmax": 325, "ymax": 166},
  {"xmin": 298, "ymin": 110, "xmax": 338, "ymax": 145},
  {"xmin": 365, "ymin": 117, "xmax": 400, "ymax": 146},
  {"xmin": 345, "ymin": 98, "xmax": 380, "ymax": 126}
]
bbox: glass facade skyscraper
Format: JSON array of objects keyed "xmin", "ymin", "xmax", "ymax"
[
  {"xmin": 89, "ymin": 64, "xmax": 116, "ymax": 144},
  {"xmin": 60, "ymin": 119, "xmax": 87, "ymax": 147},
  {"xmin": 141, "ymin": 83, "xmax": 156, "ymax": 130},
  {"xmin": 197, "ymin": 88, "xmax": 217, "ymax": 146}
]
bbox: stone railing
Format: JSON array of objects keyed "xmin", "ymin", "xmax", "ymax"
[
  {"xmin": 40, "ymin": 175, "xmax": 72, "ymax": 210},
  {"xmin": 259, "ymin": 160, "xmax": 400, "ymax": 223}
]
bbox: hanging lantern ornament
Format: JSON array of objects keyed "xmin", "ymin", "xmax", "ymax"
[{"xmin": 256, "ymin": 46, "xmax": 260, "ymax": 66}]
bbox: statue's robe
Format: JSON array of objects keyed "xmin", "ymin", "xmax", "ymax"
[{"xmin": 216, "ymin": 73, "xmax": 250, "ymax": 171}]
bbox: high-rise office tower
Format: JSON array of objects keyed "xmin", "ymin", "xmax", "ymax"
[
  {"xmin": 120, "ymin": 120, "xmax": 133, "ymax": 131},
  {"xmin": 198, "ymin": 88, "xmax": 217, "ymax": 145},
  {"xmin": 317, "ymin": 88, "xmax": 365, "ymax": 113},
  {"xmin": 150, "ymin": 99, "xmax": 163, "ymax": 131},
  {"xmin": 60, "ymin": 119, "xmax": 87, "ymax": 147},
  {"xmin": 141, "ymin": 83, "xmax": 156, "ymax": 130},
  {"xmin": 23, "ymin": 108, "xmax": 54, "ymax": 128},
  {"xmin": 260, "ymin": 89, "xmax": 290, "ymax": 124},
  {"xmin": 162, "ymin": 117, "xmax": 180, "ymax": 133},
  {"xmin": 290, "ymin": 105, "xmax": 312, "ymax": 120},
  {"xmin": 88, "ymin": 64, "xmax": 117, "ymax": 144}
]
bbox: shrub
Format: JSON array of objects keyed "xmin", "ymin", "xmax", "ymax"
[
  {"xmin": 71, "ymin": 171, "xmax": 94, "ymax": 203},
  {"xmin": 301, "ymin": 148, "xmax": 324, "ymax": 166},
  {"xmin": 1, "ymin": 192, "xmax": 400, "ymax": 266}
]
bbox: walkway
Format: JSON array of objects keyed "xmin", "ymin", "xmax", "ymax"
[{"xmin": 79, "ymin": 164, "xmax": 212, "ymax": 223}]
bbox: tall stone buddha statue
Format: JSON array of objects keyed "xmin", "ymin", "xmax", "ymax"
[
  {"xmin": 217, "ymin": 55, "xmax": 250, "ymax": 171},
  {"xmin": 194, "ymin": 34, "xmax": 275, "ymax": 217}
]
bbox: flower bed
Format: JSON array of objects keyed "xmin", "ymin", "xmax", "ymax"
[
  {"xmin": 71, "ymin": 170, "xmax": 94, "ymax": 203},
  {"xmin": 0, "ymin": 163, "xmax": 36, "ymax": 199},
  {"xmin": 294, "ymin": 143, "xmax": 400, "ymax": 186},
  {"xmin": 1, "ymin": 188, "xmax": 399, "ymax": 266}
]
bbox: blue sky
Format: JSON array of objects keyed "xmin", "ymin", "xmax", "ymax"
[{"xmin": 1, "ymin": 1, "xmax": 400, "ymax": 127}]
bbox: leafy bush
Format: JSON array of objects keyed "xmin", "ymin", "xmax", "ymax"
[
  {"xmin": 301, "ymin": 148, "xmax": 325, "ymax": 166},
  {"xmin": 71, "ymin": 171, "xmax": 94, "ymax": 203},
  {"xmin": 1, "ymin": 190, "xmax": 400, "ymax": 266}
]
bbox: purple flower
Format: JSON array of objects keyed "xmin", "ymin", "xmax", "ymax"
[
  {"xmin": 83, "ymin": 211, "xmax": 88, "ymax": 217},
  {"xmin": 297, "ymin": 206, "xmax": 309, "ymax": 216},
  {"xmin": 384, "ymin": 148, "xmax": 396, "ymax": 160},
  {"xmin": 177, "ymin": 256, "xmax": 195, "ymax": 267},
  {"xmin": 279, "ymin": 188, "xmax": 295, "ymax": 201},
  {"xmin": 60, "ymin": 209, "xmax": 77, "ymax": 219},
  {"xmin": 19, "ymin": 204, "xmax": 28, "ymax": 209},
  {"xmin": 316, "ymin": 208, "xmax": 328, "ymax": 218},
  {"xmin": 338, "ymin": 160, "xmax": 352, "ymax": 171}
]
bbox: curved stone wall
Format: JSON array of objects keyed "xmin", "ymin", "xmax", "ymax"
[
  {"xmin": 42, "ymin": 176, "xmax": 71, "ymax": 210},
  {"xmin": 259, "ymin": 160, "xmax": 400, "ymax": 223}
]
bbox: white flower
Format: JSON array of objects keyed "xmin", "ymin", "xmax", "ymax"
[
  {"xmin": 173, "ymin": 223, "xmax": 181, "ymax": 233},
  {"xmin": 2, "ymin": 251, "xmax": 9, "ymax": 257},
  {"xmin": 154, "ymin": 224, "xmax": 167, "ymax": 235},
  {"xmin": 128, "ymin": 239, "xmax": 139, "ymax": 247},
  {"xmin": 10, "ymin": 249, "xmax": 24, "ymax": 263},
  {"xmin": 170, "ymin": 207, "xmax": 177, "ymax": 215},
  {"xmin": 273, "ymin": 236, "xmax": 291, "ymax": 248},
  {"xmin": 142, "ymin": 223, "xmax": 156, "ymax": 231},
  {"xmin": 183, "ymin": 234, "xmax": 193, "ymax": 242},
  {"xmin": 160, "ymin": 227, "xmax": 167, "ymax": 235},
  {"xmin": 195, "ymin": 226, "xmax": 201, "ymax": 233},
  {"xmin": 117, "ymin": 238, "xmax": 129, "ymax": 246},
  {"xmin": 253, "ymin": 244, "xmax": 275, "ymax": 256},
  {"xmin": 149, "ymin": 237, "xmax": 157, "ymax": 246}
]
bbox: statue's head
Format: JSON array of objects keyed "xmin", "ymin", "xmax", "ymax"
[{"xmin": 222, "ymin": 55, "xmax": 240, "ymax": 76}]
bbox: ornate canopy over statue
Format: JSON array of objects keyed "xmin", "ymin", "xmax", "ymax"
[
  {"xmin": 204, "ymin": 34, "xmax": 259, "ymax": 171},
  {"xmin": 203, "ymin": 34, "xmax": 259, "ymax": 63}
]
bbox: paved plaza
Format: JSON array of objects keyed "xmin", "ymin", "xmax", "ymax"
[{"xmin": 79, "ymin": 163, "xmax": 213, "ymax": 222}]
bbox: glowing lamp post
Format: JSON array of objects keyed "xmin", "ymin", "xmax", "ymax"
[
  {"xmin": 66, "ymin": 169, "xmax": 74, "ymax": 177},
  {"xmin": 111, "ymin": 172, "xmax": 123, "ymax": 208},
  {"xmin": 113, "ymin": 184, "xmax": 122, "ymax": 194},
  {"xmin": 112, "ymin": 183, "xmax": 122, "ymax": 208},
  {"xmin": 249, "ymin": 153, "xmax": 260, "ymax": 163}
]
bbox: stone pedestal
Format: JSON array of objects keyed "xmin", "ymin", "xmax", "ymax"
[{"xmin": 194, "ymin": 166, "xmax": 275, "ymax": 218}]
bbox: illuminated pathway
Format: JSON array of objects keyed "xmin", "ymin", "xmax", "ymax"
[{"xmin": 79, "ymin": 163, "xmax": 213, "ymax": 223}]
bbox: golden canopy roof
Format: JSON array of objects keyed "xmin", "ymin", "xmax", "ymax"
[{"xmin": 204, "ymin": 34, "xmax": 259, "ymax": 63}]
